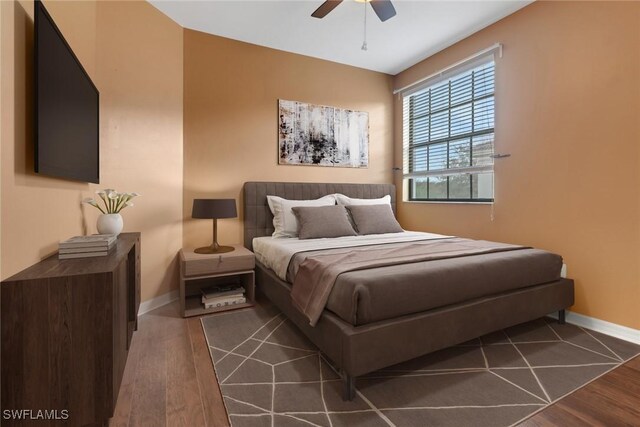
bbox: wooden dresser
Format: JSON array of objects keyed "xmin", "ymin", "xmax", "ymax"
[{"xmin": 1, "ymin": 232, "xmax": 141, "ymax": 426}]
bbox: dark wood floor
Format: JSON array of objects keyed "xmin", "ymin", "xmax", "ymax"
[
  {"xmin": 112, "ymin": 302, "xmax": 639, "ymax": 426},
  {"xmin": 110, "ymin": 303, "xmax": 229, "ymax": 427},
  {"xmin": 521, "ymin": 355, "xmax": 640, "ymax": 426}
]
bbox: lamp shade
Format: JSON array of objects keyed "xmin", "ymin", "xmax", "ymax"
[{"xmin": 192, "ymin": 199, "xmax": 237, "ymax": 219}]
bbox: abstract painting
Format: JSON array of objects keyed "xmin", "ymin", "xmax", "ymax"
[{"xmin": 278, "ymin": 99, "xmax": 369, "ymax": 168}]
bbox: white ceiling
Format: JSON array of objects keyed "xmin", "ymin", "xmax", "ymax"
[{"xmin": 149, "ymin": 0, "xmax": 532, "ymax": 75}]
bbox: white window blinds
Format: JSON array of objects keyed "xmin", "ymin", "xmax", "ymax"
[{"xmin": 401, "ymin": 52, "xmax": 497, "ymax": 202}]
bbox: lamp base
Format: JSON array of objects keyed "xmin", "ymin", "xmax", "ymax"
[{"xmin": 194, "ymin": 245, "xmax": 235, "ymax": 254}]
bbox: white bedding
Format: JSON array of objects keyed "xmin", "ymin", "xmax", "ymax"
[{"xmin": 253, "ymin": 231, "xmax": 450, "ymax": 281}]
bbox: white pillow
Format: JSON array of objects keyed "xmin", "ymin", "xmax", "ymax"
[
  {"xmin": 267, "ymin": 195, "xmax": 336, "ymax": 238},
  {"xmin": 335, "ymin": 194, "xmax": 391, "ymax": 206}
]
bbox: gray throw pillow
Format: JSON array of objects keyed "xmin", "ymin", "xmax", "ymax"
[
  {"xmin": 291, "ymin": 205, "xmax": 357, "ymax": 239},
  {"xmin": 346, "ymin": 204, "xmax": 403, "ymax": 235}
]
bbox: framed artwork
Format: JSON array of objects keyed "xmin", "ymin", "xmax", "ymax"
[{"xmin": 278, "ymin": 99, "xmax": 369, "ymax": 168}]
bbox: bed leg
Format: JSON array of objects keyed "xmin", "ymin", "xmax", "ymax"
[
  {"xmin": 558, "ymin": 309, "xmax": 566, "ymax": 325},
  {"xmin": 342, "ymin": 374, "xmax": 356, "ymax": 401}
]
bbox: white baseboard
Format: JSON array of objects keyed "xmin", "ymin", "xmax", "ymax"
[
  {"xmin": 138, "ymin": 289, "xmax": 179, "ymax": 316},
  {"xmin": 549, "ymin": 310, "xmax": 640, "ymax": 345}
]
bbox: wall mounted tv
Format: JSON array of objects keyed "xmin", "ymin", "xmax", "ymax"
[{"xmin": 35, "ymin": 0, "xmax": 99, "ymax": 183}]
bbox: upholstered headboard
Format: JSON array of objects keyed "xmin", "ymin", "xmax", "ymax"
[{"xmin": 243, "ymin": 182, "xmax": 396, "ymax": 249}]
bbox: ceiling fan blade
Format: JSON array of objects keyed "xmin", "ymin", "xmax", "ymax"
[
  {"xmin": 311, "ymin": 0, "xmax": 343, "ymax": 19},
  {"xmin": 370, "ymin": 0, "xmax": 396, "ymax": 22}
]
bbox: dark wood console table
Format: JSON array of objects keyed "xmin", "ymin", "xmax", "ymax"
[{"xmin": 1, "ymin": 232, "xmax": 141, "ymax": 426}]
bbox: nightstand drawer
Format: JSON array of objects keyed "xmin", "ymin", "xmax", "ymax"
[
  {"xmin": 183, "ymin": 254, "xmax": 254, "ymax": 276},
  {"xmin": 181, "ymin": 245, "xmax": 255, "ymax": 277}
]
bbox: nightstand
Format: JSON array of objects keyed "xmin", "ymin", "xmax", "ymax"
[{"xmin": 179, "ymin": 244, "xmax": 255, "ymax": 318}]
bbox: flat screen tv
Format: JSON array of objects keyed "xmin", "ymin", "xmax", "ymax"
[{"xmin": 35, "ymin": 0, "xmax": 99, "ymax": 183}]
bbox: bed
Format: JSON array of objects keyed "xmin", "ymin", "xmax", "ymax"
[{"xmin": 243, "ymin": 181, "xmax": 575, "ymax": 400}]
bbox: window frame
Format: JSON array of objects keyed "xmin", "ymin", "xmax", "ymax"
[
  {"xmin": 407, "ymin": 178, "xmax": 494, "ymax": 204},
  {"xmin": 403, "ymin": 60, "xmax": 496, "ymax": 204}
]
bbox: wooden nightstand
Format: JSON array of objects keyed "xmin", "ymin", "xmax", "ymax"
[{"xmin": 179, "ymin": 244, "xmax": 255, "ymax": 318}]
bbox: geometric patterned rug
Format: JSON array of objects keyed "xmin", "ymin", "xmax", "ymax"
[{"xmin": 201, "ymin": 301, "xmax": 640, "ymax": 427}]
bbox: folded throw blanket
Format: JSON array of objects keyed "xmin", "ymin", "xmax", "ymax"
[{"xmin": 291, "ymin": 238, "xmax": 526, "ymax": 326}]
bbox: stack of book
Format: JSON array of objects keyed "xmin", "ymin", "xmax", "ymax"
[
  {"xmin": 58, "ymin": 235, "xmax": 117, "ymax": 259},
  {"xmin": 201, "ymin": 283, "xmax": 246, "ymax": 309}
]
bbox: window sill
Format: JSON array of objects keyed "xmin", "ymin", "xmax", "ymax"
[{"xmin": 403, "ymin": 200, "xmax": 494, "ymax": 205}]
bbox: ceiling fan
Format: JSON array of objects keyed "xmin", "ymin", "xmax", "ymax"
[{"xmin": 312, "ymin": 0, "xmax": 397, "ymax": 22}]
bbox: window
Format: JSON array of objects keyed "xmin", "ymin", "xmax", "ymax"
[{"xmin": 402, "ymin": 59, "xmax": 495, "ymax": 202}]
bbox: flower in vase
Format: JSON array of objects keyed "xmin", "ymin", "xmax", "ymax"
[{"xmin": 83, "ymin": 189, "xmax": 140, "ymax": 214}]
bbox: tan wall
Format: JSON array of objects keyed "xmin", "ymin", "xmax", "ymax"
[
  {"xmin": 0, "ymin": 0, "xmax": 183, "ymax": 302},
  {"xmin": 394, "ymin": 1, "xmax": 640, "ymax": 329},
  {"xmin": 1, "ymin": 0, "xmax": 96, "ymax": 282},
  {"xmin": 183, "ymin": 30, "xmax": 394, "ymax": 249}
]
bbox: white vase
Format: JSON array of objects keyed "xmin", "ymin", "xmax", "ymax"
[{"xmin": 97, "ymin": 213, "xmax": 123, "ymax": 236}]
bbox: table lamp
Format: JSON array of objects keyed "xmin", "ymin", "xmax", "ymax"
[{"xmin": 192, "ymin": 199, "xmax": 237, "ymax": 254}]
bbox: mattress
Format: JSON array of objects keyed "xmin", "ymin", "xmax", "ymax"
[{"xmin": 253, "ymin": 233, "xmax": 563, "ymax": 326}]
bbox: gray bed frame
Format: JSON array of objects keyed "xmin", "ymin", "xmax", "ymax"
[{"xmin": 243, "ymin": 181, "xmax": 574, "ymax": 400}]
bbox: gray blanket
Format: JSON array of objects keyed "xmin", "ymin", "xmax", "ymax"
[{"xmin": 290, "ymin": 238, "xmax": 526, "ymax": 326}]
